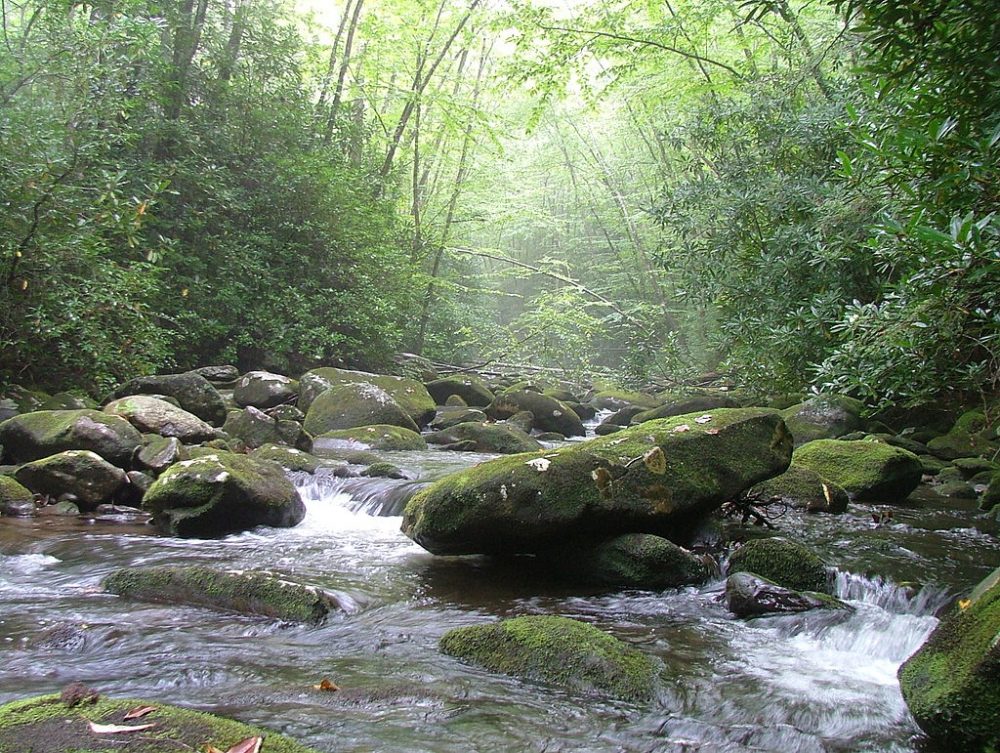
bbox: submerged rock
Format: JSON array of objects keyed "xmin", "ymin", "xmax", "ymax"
[
  {"xmin": 487, "ymin": 390, "xmax": 586, "ymax": 437},
  {"xmin": 103, "ymin": 565, "xmax": 341, "ymax": 623},
  {"xmin": 0, "ymin": 409, "xmax": 141, "ymax": 466},
  {"xmin": 142, "ymin": 451, "xmax": 305, "ymax": 537},
  {"xmin": 898, "ymin": 566, "xmax": 1000, "ymax": 751},
  {"xmin": 749, "ymin": 464, "xmax": 849, "ymax": 513},
  {"xmin": 111, "ymin": 371, "xmax": 227, "ymax": 425},
  {"xmin": 14, "ymin": 450, "xmax": 126, "ymax": 509},
  {"xmin": 725, "ymin": 572, "xmax": 851, "ymax": 618},
  {"xmin": 727, "ymin": 537, "xmax": 829, "ymax": 593},
  {"xmin": 440, "ymin": 615, "xmax": 661, "ymax": 701},
  {"xmin": 403, "ymin": 408, "xmax": 792, "ymax": 556},
  {"xmin": 793, "ymin": 438, "xmax": 922, "ymax": 501},
  {"xmin": 425, "ymin": 422, "xmax": 542, "ymax": 454},
  {"xmin": 0, "ymin": 693, "xmax": 323, "ymax": 752},
  {"xmin": 104, "ymin": 395, "xmax": 217, "ymax": 443}
]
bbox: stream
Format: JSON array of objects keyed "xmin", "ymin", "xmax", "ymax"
[{"xmin": 1, "ymin": 440, "xmax": 999, "ymax": 753}]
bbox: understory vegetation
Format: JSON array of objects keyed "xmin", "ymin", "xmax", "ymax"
[{"xmin": 1, "ymin": 0, "xmax": 996, "ymax": 406}]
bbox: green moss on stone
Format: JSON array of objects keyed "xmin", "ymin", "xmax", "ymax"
[
  {"xmin": 303, "ymin": 384, "xmax": 419, "ymax": 436},
  {"xmin": 0, "ymin": 410, "xmax": 141, "ymax": 466},
  {"xmin": 300, "ymin": 367, "xmax": 435, "ymax": 426},
  {"xmin": 250, "ymin": 444, "xmax": 321, "ymax": 473},
  {"xmin": 589, "ymin": 390, "xmax": 661, "ymax": 411},
  {"xmin": 898, "ymin": 566, "xmax": 1000, "ymax": 751},
  {"xmin": 0, "ymin": 475, "xmax": 32, "ymax": 504},
  {"xmin": 440, "ymin": 615, "xmax": 661, "ymax": 701},
  {"xmin": 750, "ymin": 464, "xmax": 849, "ymax": 513},
  {"xmin": 0, "ymin": 693, "xmax": 321, "ymax": 753},
  {"xmin": 426, "ymin": 422, "xmax": 541, "ymax": 454},
  {"xmin": 792, "ymin": 438, "xmax": 922, "ymax": 501},
  {"xmin": 425, "ymin": 375, "xmax": 494, "ymax": 407},
  {"xmin": 580, "ymin": 533, "xmax": 709, "ymax": 589},
  {"xmin": 314, "ymin": 424, "xmax": 426, "ymax": 451},
  {"xmin": 102, "ymin": 565, "xmax": 338, "ymax": 623},
  {"xmin": 727, "ymin": 537, "xmax": 829, "ymax": 593},
  {"xmin": 780, "ymin": 394, "xmax": 865, "ymax": 446}
]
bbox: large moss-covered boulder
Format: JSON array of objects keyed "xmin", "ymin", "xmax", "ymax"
[
  {"xmin": 0, "ymin": 693, "xmax": 322, "ymax": 753},
  {"xmin": 314, "ymin": 424, "xmax": 426, "ymax": 451},
  {"xmin": 725, "ymin": 572, "xmax": 851, "ymax": 618},
  {"xmin": 749, "ymin": 464, "xmax": 849, "ymax": 513},
  {"xmin": 428, "ymin": 406, "xmax": 489, "ymax": 431},
  {"xmin": 103, "ymin": 565, "xmax": 341, "ymax": 623},
  {"xmin": 0, "ymin": 409, "xmax": 141, "ymax": 466},
  {"xmin": 303, "ymin": 382, "xmax": 419, "ymax": 435},
  {"xmin": 299, "ymin": 367, "xmax": 435, "ymax": 426},
  {"xmin": 569, "ymin": 533, "xmax": 710, "ymax": 589},
  {"xmin": 487, "ymin": 390, "xmax": 585, "ymax": 437},
  {"xmin": 425, "ymin": 375, "xmax": 494, "ymax": 407},
  {"xmin": 111, "ymin": 371, "xmax": 227, "ymax": 425},
  {"xmin": 14, "ymin": 450, "xmax": 127, "ymax": 508},
  {"xmin": 780, "ymin": 393, "xmax": 866, "ymax": 445},
  {"xmin": 631, "ymin": 392, "xmax": 738, "ymax": 424},
  {"xmin": 727, "ymin": 537, "xmax": 829, "ymax": 593},
  {"xmin": 898, "ymin": 566, "xmax": 1000, "ymax": 751},
  {"xmin": 233, "ymin": 370, "xmax": 298, "ymax": 409},
  {"xmin": 440, "ymin": 615, "xmax": 662, "ymax": 701},
  {"xmin": 793, "ymin": 438, "xmax": 923, "ymax": 501},
  {"xmin": 142, "ymin": 452, "xmax": 305, "ymax": 537},
  {"xmin": 103, "ymin": 396, "xmax": 217, "ymax": 443},
  {"xmin": 222, "ymin": 406, "xmax": 309, "ymax": 450},
  {"xmin": 926, "ymin": 410, "xmax": 999, "ymax": 460},
  {"xmin": 403, "ymin": 408, "xmax": 793, "ymax": 555},
  {"xmin": 425, "ymin": 422, "xmax": 542, "ymax": 454}
]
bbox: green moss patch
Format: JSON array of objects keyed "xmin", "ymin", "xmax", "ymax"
[
  {"xmin": 792, "ymin": 438, "xmax": 922, "ymax": 501},
  {"xmin": 440, "ymin": 615, "xmax": 661, "ymax": 701},
  {"xmin": 727, "ymin": 537, "xmax": 829, "ymax": 593},
  {"xmin": 0, "ymin": 693, "xmax": 321, "ymax": 753},
  {"xmin": 750, "ymin": 464, "xmax": 849, "ymax": 513}
]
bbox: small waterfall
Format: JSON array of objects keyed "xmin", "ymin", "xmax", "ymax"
[{"xmin": 292, "ymin": 471, "xmax": 429, "ymax": 517}]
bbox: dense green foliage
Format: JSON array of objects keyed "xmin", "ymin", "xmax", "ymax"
[{"xmin": 0, "ymin": 0, "xmax": 995, "ymax": 406}]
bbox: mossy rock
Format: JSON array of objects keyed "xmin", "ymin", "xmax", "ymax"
[
  {"xmin": 898, "ymin": 565, "xmax": 1000, "ymax": 751},
  {"xmin": 303, "ymin": 383, "xmax": 419, "ymax": 436},
  {"xmin": 725, "ymin": 572, "xmax": 852, "ymax": 618},
  {"xmin": 104, "ymin": 395, "xmax": 217, "ymax": 443},
  {"xmin": 727, "ymin": 537, "xmax": 829, "ymax": 593},
  {"xmin": 792, "ymin": 438, "xmax": 923, "ymax": 501},
  {"xmin": 110, "ymin": 371, "xmax": 227, "ymax": 426},
  {"xmin": 314, "ymin": 424, "xmax": 426, "ymax": 451},
  {"xmin": 299, "ymin": 367, "xmax": 435, "ymax": 427},
  {"xmin": 361, "ymin": 462, "xmax": 406, "ymax": 479},
  {"xmin": 142, "ymin": 452, "xmax": 305, "ymax": 537},
  {"xmin": 632, "ymin": 391, "xmax": 738, "ymax": 425},
  {"xmin": 222, "ymin": 406, "xmax": 309, "ymax": 450},
  {"xmin": 487, "ymin": 390, "xmax": 585, "ymax": 437},
  {"xmin": 425, "ymin": 422, "xmax": 542, "ymax": 454},
  {"xmin": 233, "ymin": 370, "xmax": 298, "ymax": 409},
  {"xmin": 0, "ymin": 693, "xmax": 322, "ymax": 753},
  {"xmin": 403, "ymin": 408, "xmax": 792, "ymax": 556},
  {"xmin": 15, "ymin": 450, "xmax": 127, "ymax": 509},
  {"xmin": 780, "ymin": 393, "xmax": 866, "ymax": 446},
  {"xmin": 933, "ymin": 480, "xmax": 978, "ymax": 500},
  {"xmin": 0, "ymin": 475, "xmax": 34, "ymax": 516},
  {"xmin": 250, "ymin": 444, "xmax": 321, "ymax": 473},
  {"xmin": 918, "ymin": 454, "xmax": 949, "ymax": 476},
  {"xmin": 425, "ymin": 375, "xmax": 494, "ymax": 407},
  {"xmin": 589, "ymin": 390, "xmax": 661, "ymax": 411},
  {"xmin": 103, "ymin": 565, "xmax": 340, "ymax": 623},
  {"xmin": 570, "ymin": 533, "xmax": 710, "ymax": 589},
  {"xmin": 542, "ymin": 388, "xmax": 579, "ymax": 403},
  {"xmin": 428, "ymin": 406, "xmax": 489, "ymax": 431},
  {"xmin": 979, "ymin": 472, "xmax": 1000, "ymax": 511},
  {"xmin": 0, "ymin": 409, "xmax": 142, "ymax": 466},
  {"xmin": 136, "ymin": 435, "xmax": 187, "ymax": 475},
  {"xmin": 38, "ymin": 392, "xmax": 97, "ymax": 411},
  {"xmin": 750, "ymin": 464, "xmax": 849, "ymax": 513},
  {"xmin": 440, "ymin": 615, "xmax": 661, "ymax": 701},
  {"xmin": 926, "ymin": 410, "xmax": 999, "ymax": 460},
  {"xmin": 952, "ymin": 456, "xmax": 1000, "ymax": 478},
  {"xmin": 501, "ymin": 410, "xmax": 534, "ymax": 434}
]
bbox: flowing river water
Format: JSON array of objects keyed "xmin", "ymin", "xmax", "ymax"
[{"xmin": 1, "ymin": 436, "xmax": 999, "ymax": 753}]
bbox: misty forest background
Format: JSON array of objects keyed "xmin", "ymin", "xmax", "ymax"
[{"xmin": 1, "ymin": 0, "xmax": 997, "ymax": 407}]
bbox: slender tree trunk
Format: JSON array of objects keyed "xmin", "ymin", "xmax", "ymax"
[
  {"xmin": 324, "ymin": 0, "xmax": 364, "ymax": 145},
  {"xmin": 316, "ymin": 0, "xmax": 354, "ymax": 110}
]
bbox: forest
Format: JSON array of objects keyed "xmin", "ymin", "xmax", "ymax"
[{"xmin": 1, "ymin": 0, "xmax": 996, "ymax": 407}]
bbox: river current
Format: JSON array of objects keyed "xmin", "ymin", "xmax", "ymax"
[{"xmin": 1, "ymin": 440, "xmax": 998, "ymax": 752}]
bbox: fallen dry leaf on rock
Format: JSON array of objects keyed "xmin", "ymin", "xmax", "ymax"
[
  {"xmin": 313, "ymin": 678, "xmax": 340, "ymax": 692},
  {"xmin": 88, "ymin": 721, "xmax": 156, "ymax": 734},
  {"xmin": 226, "ymin": 736, "xmax": 263, "ymax": 753},
  {"xmin": 123, "ymin": 705, "xmax": 157, "ymax": 720},
  {"xmin": 672, "ymin": 424, "xmax": 691, "ymax": 433}
]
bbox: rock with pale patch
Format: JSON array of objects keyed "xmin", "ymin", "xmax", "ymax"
[{"xmin": 104, "ymin": 395, "xmax": 217, "ymax": 443}]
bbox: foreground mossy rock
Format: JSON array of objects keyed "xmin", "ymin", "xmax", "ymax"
[
  {"xmin": 299, "ymin": 367, "xmax": 435, "ymax": 426},
  {"xmin": 571, "ymin": 533, "xmax": 710, "ymax": 589},
  {"xmin": 425, "ymin": 375, "xmax": 494, "ymax": 407},
  {"xmin": 780, "ymin": 394, "xmax": 865, "ymax": 446},
  {"xmin": 631, "ymin": 392, "xmax": 738, "ymax": 425},
  {"xmin": 314, "ymin": 424, "xmax": 426, "ymax": 450},
  {"xmin": 440, "ymin": 615, "xmax": 661, "ymax": 701},
  {"xmin": 749, "ymin": 464, "xmax": 849, "ymax": 513},
  {"xmin": 425, "ymin": 422, "xmax": 542, "ymax": 454},
  {"xmin": 303, "ymin": 382, "xmax": 419, "ymax": 435},
  {"xmin": 727, "ymin": 537, "xmax": 829, "ymax": 593},
  {"xmin": 103, "ymin": 395, "xmax": 217, "ymax": 443},
  {"xmin": 103, "ymin": 565, "xmax": 341, "ymax": 623},
  {"xmin": 898, "ymin": 566, "xmax": 1000, "ymax": 751},
  {"xmin": 403, "ymin": 408, "xmax": 792, "ymax": 555},
  {"xmin": 725, "ymin": 572, "xmax": 851, "ymax": 618},
  {"xmin": 487, "ymin": 389, "xmax": 585, "ymax": 437},
  {"xmin": 793, "ymin": 438, "xmax": 922, "ymax": 501},
  {"xmin": 0, "ymin": 693, "xmax": 322, "ymax": 753},
  {"xmin": 111, "ymin": 371, "xmax": 227, "ymax": 425},
  {"xmin": 142, "ymin": 452, "xmax": 305, "ymax": 537},
  {"xmin": 233, "ymin": 370, "xmax": 298, "ymax": 409},
  {"xmin": 0, "ymin": 409, "xmax": 142, "ymax": 466},
  {"xmin": 222, "ymin": 406, "xmax": 309, "ymax": 450},
  {"xmin": 14, "ymin": 450, "xmax": 127, "ymax": 508}
]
